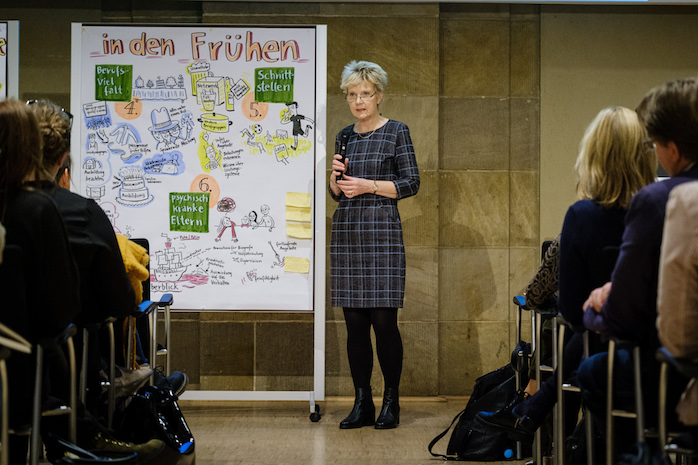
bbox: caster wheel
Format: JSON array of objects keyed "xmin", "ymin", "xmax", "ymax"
[{"xmin": 310, "ymin": 406, "xmax": 321, "ymax": 422}]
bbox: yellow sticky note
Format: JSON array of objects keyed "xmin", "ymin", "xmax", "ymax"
[
  {"xmin": 286, "ymin": 192, "xmax": 312, "ymax": 208},
  {"xmin": 284, "ymin": 256, "xmax": 310, "ymax": 274},
  {"xmin": 286, "ymin": 206, "xmax": 312, "ymax": 223},
  {"xmin": 287, "ymin": 223, "xmax": 313, "ymax": 239}
]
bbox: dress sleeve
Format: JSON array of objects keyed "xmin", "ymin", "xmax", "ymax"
[
  {"xmin": 601, "ymin": 189, "xmax": 664, "ymax": 342},
  {"xmin": 392, "ymin": 123, "xmax": 420, "ymax": 200}
]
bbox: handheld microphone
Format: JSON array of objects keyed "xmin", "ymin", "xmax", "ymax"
[{"xmin": 335, "ymin": 131, "xmax": 349, "ymax": 181}]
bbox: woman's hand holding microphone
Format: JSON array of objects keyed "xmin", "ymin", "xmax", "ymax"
[{"xmin": 332, "ymin": 154, "xmax": 370, "ymax": 198}]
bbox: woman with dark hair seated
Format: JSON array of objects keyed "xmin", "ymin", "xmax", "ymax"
[{"xmin": 0, "ymin": 98, "xmax": 83, "ymax": 463}]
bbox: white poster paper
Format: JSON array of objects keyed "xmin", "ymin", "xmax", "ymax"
[{"xmin": 72, "ymin": 24, "xmax": 324, "ymax": 311}]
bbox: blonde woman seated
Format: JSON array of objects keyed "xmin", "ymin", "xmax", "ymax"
[{"xmin": 476, "ymin": 106, "xmax": 657, "ymax": 442}]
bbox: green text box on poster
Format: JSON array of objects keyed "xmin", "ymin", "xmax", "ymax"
[
  {"xmin": 95, "ymin": 65, "xmax": 133, "ymax": 101},
  {"xmin": 255, "ymin": 67, "xmax": 294, "ymax": 103},
  {"xmin": 170, "ymin": 192, "xmax": 210, "ymax": 233}
]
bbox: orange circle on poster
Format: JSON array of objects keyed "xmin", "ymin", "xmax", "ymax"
[
  {"xmin": 190, "ymin": 174, "xmax": 220, "ymax": 209},
  {"xmin": 241, "ymin": 92, "xmax": 268, "ymax": 122},
  {"xmin": 114, "ymin": 96, "xmax": 143, "ymax": 120}
]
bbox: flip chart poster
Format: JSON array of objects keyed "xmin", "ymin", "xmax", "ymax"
[
  {"xmin": 0, "ymin": 22, "xmax": 7, "ymax": 98},
  {"xmin": 73, "ymin": 25, "xmax": 323, "ymax": 310}
]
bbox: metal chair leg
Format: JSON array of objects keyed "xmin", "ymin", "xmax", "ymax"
[
  {"xmin": 150, "ymin": 309, "xmax": 157, "ymax": 385},
  {"xmin": 67, "ymin": 336, "xmax": 77, "ymax": 444},
  {"xmin": 534, "ymin": 311, "xmax": 543, "ymax": 464},
  {"xmin": 556, "ymin": 321, "xmax": 566, "ymax": 465},
  {"xmin": 0, "ymin": 358, "xmax": 9, "ymax": 465},
  {"xmin": 583, "ymin": 331, "xmax": 595, "ymax": 465},
  {"xmin": 79, "ymin": 328, "xmax": 89, "ymax": 405},
  {"xmin": 29, "ymin": 345, "xmax": 43, "ymax": 465},
  {"xmin": 107, "ymin": 320, "xmax": 116, "ymax": 430},
  {"xmin": 606, "ymin": 339, "xmax": 616, "ymax": 465}
]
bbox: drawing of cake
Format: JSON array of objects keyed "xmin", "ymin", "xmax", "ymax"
[{"xmin": 116, "ymin": 166, "xmax": 154, "ymax": 206}]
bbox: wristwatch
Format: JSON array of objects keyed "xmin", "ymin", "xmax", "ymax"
[{"xmin": 373, "ymin": 180, "xmax": 378, "ymax": 194}]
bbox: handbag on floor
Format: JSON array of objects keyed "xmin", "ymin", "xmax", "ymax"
[
  {"xmin": 428, "ymin": 342, "xmax": 532, "ymax": 461},
  {"xmin": 114, "ymin": 384, "xmax": 195, "ymax": 464}
]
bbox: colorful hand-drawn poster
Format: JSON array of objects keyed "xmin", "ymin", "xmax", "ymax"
[
  {"xmin": 72, "ymin": 24, "xmax": 325, "ymax": 311},
  {"xmin": 0, "ymin": 22, "xmax": 8, "ymax": 98}
]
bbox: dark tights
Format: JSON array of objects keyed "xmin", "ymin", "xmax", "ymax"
[{"xmin": 343, "ymin": 307, "xmax": 403, "ymax": 390}]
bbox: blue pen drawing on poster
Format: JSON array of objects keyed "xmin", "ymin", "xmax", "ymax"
[
  {"xmin": 75, "ymin": 25, "xmax": 321, "ymax": 310},
  {"xmin": 142, "ymin": 151, "xmax": 186, "ymax": 176}
]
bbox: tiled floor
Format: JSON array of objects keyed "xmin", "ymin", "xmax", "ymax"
[{"xmin": 180, "ymin": 396, "xmax": 531, "ymax": 465}]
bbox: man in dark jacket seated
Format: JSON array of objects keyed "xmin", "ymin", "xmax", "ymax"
[{"xmin": 577, "ymin": 77, "xmax": 698, "ymax": 456}]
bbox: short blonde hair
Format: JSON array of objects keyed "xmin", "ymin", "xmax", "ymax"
[
  {"xmin": 340, "ymin": 60, "xmax": 388, "ymax": 94},
  {"xmin": 575, "ymin": 106, "xmax": 657, "ymax": 209}
]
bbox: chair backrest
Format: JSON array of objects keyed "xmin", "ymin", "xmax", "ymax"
[
  {"xmin": 130, "ymin": 238, "xmax": 150, "ymax": 302},
  {"xmin": 0, "ymin": 245, "xmax": 29, "ymax": 341},
  {"xmin": 541, "ymin": 240, "xmax": 553, "ymax": 261}
]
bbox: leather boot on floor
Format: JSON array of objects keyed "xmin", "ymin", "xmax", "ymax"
[
  {"xmin": 375, "ymin": 387, "xmax": 400, "ymax": 429},
  {"xmin": 340, "ymin": 387, "xmax": 375, "ymax": 429}
]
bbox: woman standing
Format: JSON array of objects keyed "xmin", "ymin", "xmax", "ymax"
[{"xmin": 329, "ymin": 61, "xmax": 420, "ymax": 429}]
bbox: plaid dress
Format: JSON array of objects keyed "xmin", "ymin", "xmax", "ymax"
[{"xmin": 329, "ymin": 120, "xmax": 420, "ymax": 308}]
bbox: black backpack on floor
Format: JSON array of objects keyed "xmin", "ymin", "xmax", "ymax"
[{"xmin": 428, "ymin": 342, "xmax": 532, "ymax": 461}]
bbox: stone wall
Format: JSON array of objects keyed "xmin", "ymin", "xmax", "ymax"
[{"xmin": 1, "ymin": 0, "xmax": 542, "ymax": 396}]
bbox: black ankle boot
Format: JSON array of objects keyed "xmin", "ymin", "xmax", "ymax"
[
  {"xmin": 340, "ymin": 387, "xmax": 375, "ymax": 429},
  {"xmin": 375, "ymin": 387, "xmax": 399, "ymax": 429}
]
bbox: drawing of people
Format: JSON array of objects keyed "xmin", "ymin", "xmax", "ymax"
[
  {"xmin": 168, "ymin": 126, "xmax": 182, "ymax": 145},
  {"xmin": 87, "ymin": 133, "xmax": 98, "ymax": 152},
  {"xmin": 216, "ymin": 215, "xmax": 238, "ymax": 242},
  {"xmin": 241, "ymin": 124, "xmax": 266, "ymax": 154},
  {"xmin": 215, "ymin": 197, "xmax": 238, "ymax": 242},
  {"xmin": 152, "ymin": 130, "xmax": 168, "ymax": 151},
  {"xmin": 149, "ymin": 107, "xmax": 179, "ymax": 151},
  {"xmin": 281, "ymin": 101, "xmax": 314, "ymax": 150},
  {"xmin": 180, "ymin": 112, "xmax": 194, "ymax": 140},
  {"xmin": 248, "ymin": 210, "xmax": 259, "ymax": 229},
  {"xmin": 202, "ymin": 133, "xmax": 221, "ymax": 171},
  {"xmin": 259, "ymin": 204, "xmax": 275, "ymax": 231}
]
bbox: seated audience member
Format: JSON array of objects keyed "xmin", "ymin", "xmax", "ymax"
[
  {"xmin": 28, "ymin": 99, "xmax": 139, "ymax": 408},
  {"xmin": 24, "ymin": 100, "xmax": 167, "ymax": 461},
  {"xmin": 28, "ymin": 99, "xmax": 137, "ymax": 330},
  {"xmin": 0, "ymin": 98, "xmax": 82, "ymax": 463},
  {"xmin": 28, "ymin": 99, "xmax": 188, "ymax": 398},
  {"xmin": 578, "ymin": 77, "xmax": 698, "ymax": 455},
  {"xmin": 656, "ymin": 181, "xmax": 698, "ymax": 437},
  {"xmin": 477, "ymin": 106, "xmax": 657, "ymax": 442}
]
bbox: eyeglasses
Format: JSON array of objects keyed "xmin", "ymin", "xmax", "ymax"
[
  {"xmin": 345, "ymin": 91, "xmax": 376, "ymax": 103},
  {"xmin": 26, "ymin": 99, "xmax": 73, "ymax": 130},
  {"xmin": 643, "ymin": 139, "xmax": 656, "ymax": 151}
]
